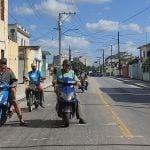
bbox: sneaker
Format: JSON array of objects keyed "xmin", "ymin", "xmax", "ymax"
[
  {"xmin": 40, "ymin": 103, "xmax": 45, "ymax": 108},
  {"xmin": 79, "ymin": 119, "xmax": 86, "ymax": 124},
  {"xmin": 20, "ymin": 121, "xmax": 28, "ymax": 126}
]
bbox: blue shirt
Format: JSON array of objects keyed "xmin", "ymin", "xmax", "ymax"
[{"xmin": 28, "ymin": 70, "xmax": 41, "ymax": 86}]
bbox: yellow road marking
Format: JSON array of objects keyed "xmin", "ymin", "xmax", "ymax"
[{"xmin": 91, "ymin": 78, "xmax": 133, "ymax": 139}]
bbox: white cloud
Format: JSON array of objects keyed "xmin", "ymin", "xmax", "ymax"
[
  {"xmin": 29, "ymin": 25, "xmax": 37, "ymax": 31},
  {"xmin": 121, "ymin": 41, "xmax": 139, "ymax": 56},
  {"xmin": 121, "ymin": 23, "xmax": 142, "ymax": 33},
  {"xmin": 72, "ymin": 0, "xmax": 111, "ymax": 4},
  {"xmin": 14, "ymin": 5, "xmax": 34, "ymax": 15},
  {"xmin": 144, "ymin": 26, "xmax": 150, "ymax": 32},
  {"xmin": 35, "ymin": 0, "xmax": 77, "ymax": 18},
  {"xmin": 36, "ymin": 36, "xmax": 90, "ymax": 55},
  {"xmin": 86, "ymin": 19, "xmax": 119, "ymax": 32},
  {"xmin": 86, "ymin": 19, "xmax": 143, "ymax": 33}
]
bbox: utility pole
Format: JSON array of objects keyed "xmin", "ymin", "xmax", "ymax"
[
  {"xmin": 111, "ymin": 45, "xmax": 113, "ymax": 76},
  {"xmin": 58, "ymin": 12, "xmax": 76, "ymax": 67},
  {"xmin": 97, "ymin": 57, "xmax": 101, "ymax": 73},
  {"xmin": 102, "ymin": 49, "xmax": 104, "ymax": 76},
  {"xmin": 69, "ymin": 45, "xmax": 71, "ymax": 61},
  {"xmin": 98, "ymin": 49, "xmax": 104, "ymax": 75},
  {"xmin": 118, "ymin": 31, "xmax": 121, "ymax": 77}
]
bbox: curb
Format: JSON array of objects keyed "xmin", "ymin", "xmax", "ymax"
[{"xmin": 109, "ymin": 76, "xmax": 150, "ymax": 89}]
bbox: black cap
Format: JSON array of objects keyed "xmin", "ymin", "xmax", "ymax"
[
  {"xmin": 0, "ymin": 58, "xmax": 7, "ymax": 64},
  {"xmin": 62, "ymin": 59, "xmax": 71, "ymax": 66}
]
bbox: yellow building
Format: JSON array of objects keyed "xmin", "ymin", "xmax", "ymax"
[
  {"xmin": 8, "ymin": 40, "xmax": 19, "ymax": 78},
  {"xmin": 18, "ymin": 46, "xmax": 42, "ymax": 83},
  {"xmin": 0, "ymin": 0, "xmax": 8, "ymax": 58}
]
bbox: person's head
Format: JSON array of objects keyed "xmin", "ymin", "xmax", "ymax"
[
  {"xmin": 0, "ymin": 58, "xmax": 7, "ymax": 69},
  {"xmin": 31, "ymin": 63, "xmax": 37, "ymax": 71},
  {"xmin": 62, "ymin": 59, "xmax": 71, "ymax": 72}
]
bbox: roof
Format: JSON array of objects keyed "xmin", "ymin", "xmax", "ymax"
[
  {"xmin": 137, "ymin": 43, "xmax": 150, "ymax": 49},
  {"xmin": 42, "ymin": 51, "xmax": 51, "ymax": 55},
  {"xmin": 19, "ymin": 46, "xmax": 40, "ymax": 50}
]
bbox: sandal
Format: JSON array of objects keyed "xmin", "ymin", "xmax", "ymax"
[{"xmin": 20, "ymin": 121, "xmax": 28, "ymax": 126}]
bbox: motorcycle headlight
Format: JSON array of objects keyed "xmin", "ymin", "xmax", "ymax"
[
  {"xmin": 0, "ymin": 95, "xmax": 3, "ymax": 102},
  {"xmin": 60, "ymin": 92, "xmax": 74, "ymax": 101},
  {"xmin": 0, "ymin": 95, "xmax": 7, "ymax": 105}
]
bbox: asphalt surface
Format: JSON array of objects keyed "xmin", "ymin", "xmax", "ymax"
[{"xmin": 0, "ymin": 77, "xmax": 150, "ymax": 150}]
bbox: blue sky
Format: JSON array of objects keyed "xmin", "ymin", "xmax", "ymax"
[{"xmin": 9, "ymin": 0, "xmax": 150, "ymax": 65}]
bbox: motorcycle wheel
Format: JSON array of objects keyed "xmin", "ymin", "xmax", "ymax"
[
  {"xmin": 0, "ymin": 106, "xmax": 7, "ymax": 127},
  {"xmin": 34, "ymin": 91, "xmax": 39, "ymax": 109},
  {"xmin": 63, "ymin": 113, "xmax": 70, "ymax": 127},
  {"xmin": 28, "ymin": 92, "xmax": 34, "ymax": 112},
  {"xmin": 34, "ymin": 101, "xmax": 39, "ymax": 109},
  {"xmin": 39, "ymin": 91, "xmax": 44, "ymax": 107}
]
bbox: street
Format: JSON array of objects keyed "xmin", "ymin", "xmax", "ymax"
[{"xmin": 0, "ymin": 77, "xmax": 150, "ymax": 150}]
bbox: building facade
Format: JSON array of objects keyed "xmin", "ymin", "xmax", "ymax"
[
  {"xmin": 8, "ymin": 24, "xmax": 30, "ymax": 46},
  {"xmin": 18, "ymin": 46, "xmax": 42, "ymax": 83},
  {"xmin": 8, "ymin": 40, "xmax": 18, "ymax": 78},
  {"xmin": 0, "ymin": 0, "xmax": 8, "ymax": 58},
  {"xmin": 53, "ymin": 54, "xmax": 69, "ymax": 66}
]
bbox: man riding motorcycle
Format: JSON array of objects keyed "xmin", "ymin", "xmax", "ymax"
[
  {"xmin": 25, "ymin": 63, "xmax": 45, "ymax": 108},
  {"xmin": 78, "ymin": 68, "xmax": 88, "ymax": 91},
  {"xmin": 52, "ymin": 59, "xmax": 86, "ymax": 124}
]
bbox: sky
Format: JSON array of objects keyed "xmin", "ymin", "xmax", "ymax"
[{"xmin": 8, "ymin": 0, "xmax": 150, "ymax": 65}]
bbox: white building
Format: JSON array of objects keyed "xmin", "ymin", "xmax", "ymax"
[
  {"xmin": 138, "ymin": 43, "xmax": 150, "ymax": 60},
  {"xmin": 73, "ymin": 56, "xmax": 87, "ymax": 66},
  {"xmin": 53, "ymin": 54, "xmax": 69, "ymax": 66},
  {"xmin": 8, "ymin": 24, "xmax": 30, "ymax": 46}
]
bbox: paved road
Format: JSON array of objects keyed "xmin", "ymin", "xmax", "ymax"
[{"xmin": 0, "ymin": 77, "xmax": 150, "ymax": 150}]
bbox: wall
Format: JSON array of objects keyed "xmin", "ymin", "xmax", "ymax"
[
  {"xmin": 0, "ymin": 0, "xmax": 8, "ymax": 58},
  {"xmin": 8, "ymin": 40, "xmax": 18, "ymax": 78}
]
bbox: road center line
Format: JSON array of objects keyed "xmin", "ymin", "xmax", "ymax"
[{"xmin": 91, "ymin": 78, "xmax": 134, "ymax": 139}]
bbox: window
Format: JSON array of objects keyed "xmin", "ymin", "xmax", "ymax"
[
  {"xmin": 147, "ymin": 51, "xmax": 150, "ymax": 57},
  {"xmin": 1, "ymin": 0, "xmax": 4, "ymax": 21},
  {"xmin": 1, "ymin": 50, "xmax": 4, "ymax": 58}
]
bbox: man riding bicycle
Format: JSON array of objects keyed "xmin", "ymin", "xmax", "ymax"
[{"xmin": 25, "ymin": 63, "xmax": 45, "ymax": 108}]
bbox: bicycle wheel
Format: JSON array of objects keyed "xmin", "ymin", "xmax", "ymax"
[{"xmin": 28, "ymin": 91, "xmax": 34, "ymax": 112}]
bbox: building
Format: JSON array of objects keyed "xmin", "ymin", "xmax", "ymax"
[
  {"xmin": 8, "ymin": 40, "xmax": 19, "ymax": 78},
  {"xmin": 138, "ymin": 43, "xmax": 150, "ymax": 60},
  {"xmin": 73, "ymin": 56, "xmax": 87, "ymax": 66},
  {"xmin": 8, "ymin": 24, "xmax": 30, "ymax": 46},
  {"xmin": 18, "ymin": 46, "xmax": 42, "ymax": 83},
  {"xmin": 0, "ymin": 0, "xmax": 8, "ymax": 58},
  {"xmin": 53, "ymin": 54, "xmax": 69, "ymax": 66}
]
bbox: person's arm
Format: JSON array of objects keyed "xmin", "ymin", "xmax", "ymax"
[
  {"xmin": 73, "ymin": 71, "xmax": 81, "ymax": 87},
  {"xmin": 10, "ymin": 70, "xmax": 17, "ymax": 87}
]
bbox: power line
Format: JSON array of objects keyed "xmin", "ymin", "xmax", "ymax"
[{"xmin": 121, "ymin": 5, "xmax": 150, "ymax": 23}]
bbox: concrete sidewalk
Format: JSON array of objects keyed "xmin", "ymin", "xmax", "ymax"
[
  {"xmin": 16, "ymin": 77, "xmax": 52, "ymax": 101},
  {"xmin": 110, "ymin": 76, "xmax": 150, "ymax": 89}
]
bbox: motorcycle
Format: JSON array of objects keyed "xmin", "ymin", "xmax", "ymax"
[
  {"xmin": 80, "ymin": 79, "xmax": 87, "ymax": 93},
  {"xmin": 0, "ymin": 80, "xmax": 12, "ymax": 127},
  {"xmin": 27, "ymin": 82, "xmax": 40, "ymax": 112},
  {"xmin": 56, "ymin": 77, "xmax": 78, "ymax": 127}
]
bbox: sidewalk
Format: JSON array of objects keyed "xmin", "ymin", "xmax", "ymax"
[
  {"xmin": 16, "ymin": 77, "xmax": 52, "ymax": 101},
  {"xmin": 110, "ymin": 76, "xmax": 150, "ymax": 89}
]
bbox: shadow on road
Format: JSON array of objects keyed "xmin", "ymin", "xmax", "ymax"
[{"xmin": 4, "ymin": 119, "xmax": 67, "ymax": 128}]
